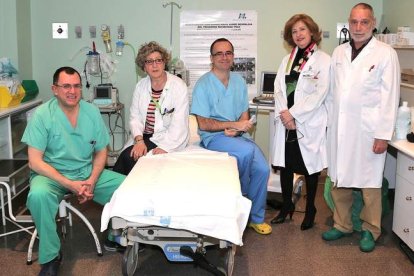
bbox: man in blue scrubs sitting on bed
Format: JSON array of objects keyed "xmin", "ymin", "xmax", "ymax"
[
  {"xmin": 22, "ymin": 67, "xmax": 125, "ymax": 275},
  {"xmin": 191, "ymin": 38, "xmax": 272, "ymax": 235}
]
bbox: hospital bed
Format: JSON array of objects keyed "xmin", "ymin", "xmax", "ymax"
[{"xmin": 101, "ymin": 117, "xmax": 252, "ymax": 276}]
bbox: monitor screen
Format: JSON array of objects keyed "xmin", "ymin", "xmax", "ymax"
[
  {"xmin": 260, "ymin": 71, "xmax": 277, "ymax": 94},
  {"xmin": 94, "ymin": 85, "xmax": 111, "ymax": 99}
]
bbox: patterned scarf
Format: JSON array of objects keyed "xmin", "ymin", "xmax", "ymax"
[
  {"xmin": 285, "ymin": 42, "xmax": 317, "ymax": 74},
  {"xmin": 285, "ymin": 42, "xmax": 317, "ymax": 96}
]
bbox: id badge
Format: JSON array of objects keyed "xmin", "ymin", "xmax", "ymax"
[{"xmin": 302, "ymin": 68, "xmax": 315, "ymax": 79}]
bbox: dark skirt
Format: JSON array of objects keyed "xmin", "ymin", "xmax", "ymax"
[
  {"xmin": 284, "ymin": 129, "xmax": 309, "ymax": 175},
  {"xmin": 112, "ymin": 134, "xmax": 157, "ymax": 175}
]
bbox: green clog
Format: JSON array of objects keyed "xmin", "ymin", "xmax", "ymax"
[
  {"xmin": 360, "ymin": 230, "xmax": 375, "ymax": 252},
  {"xmin": 322, "ymin": 227, "xmax": 352, "ymax": 241}
]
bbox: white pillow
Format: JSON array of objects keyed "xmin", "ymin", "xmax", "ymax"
[{"xmin": 188, "ymin": 115, "xmax": 201, "ymax": 146}]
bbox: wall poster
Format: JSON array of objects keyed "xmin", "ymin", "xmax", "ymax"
[{"xmin": 180, "ymin": 10, "xmax": 257, "ymax": 100}]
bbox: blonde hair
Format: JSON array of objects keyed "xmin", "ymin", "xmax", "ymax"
[{"xmin": 283, "ymin": 14, "xmax": 322, "ymax": 47}]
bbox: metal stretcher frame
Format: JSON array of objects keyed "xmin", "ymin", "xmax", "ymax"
[{"xmin": 111, "ymin": 216, "xmax": 236, "ymax": 276}]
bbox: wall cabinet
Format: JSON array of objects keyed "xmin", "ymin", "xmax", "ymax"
[
  {"xmin": 390, "ymin": 46, "xmax": 414, "ymax": 260},
  {"xmin": 391, "ymin": 140, "xmax": 414, "ymax": 260},
  {"xmin": 0, "ymin": 99, "xmax": 42, "ymax": 159},
  {"xmin": 393, "ymin": 153, "xmax": 414, "ymax": 249},
  {"xmin": 0, "ymin": 99, "xmax": 42, "ymax": 217}
]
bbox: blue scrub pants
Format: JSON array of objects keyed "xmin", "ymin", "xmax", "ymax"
[
  {"xmin": 26, "ymin": 168, "xmax": 125, "ymax": 264},
  {"xmin": 206, "ymin": 134, "xmax": 269, "ymax": 224}
]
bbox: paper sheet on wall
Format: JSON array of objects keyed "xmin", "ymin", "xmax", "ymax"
[{"xmin": 180, "ymin": 10, "xmax": 257, "ymax": 102}]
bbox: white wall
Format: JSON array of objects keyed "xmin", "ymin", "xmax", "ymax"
[
  {"xmin": 4, "ymin": 0, "xmax": 395, "ymax": 155},
  {"xmin": 383, "ymin": 0, "xmax": 414, "ymax": 32},
  {"xmin": 0, "ymin": 0, "xmax": 18, "ymax": 66},
  {"xmin": 24, "ymin": 0, "xmax": 383, "ymax": 154}
]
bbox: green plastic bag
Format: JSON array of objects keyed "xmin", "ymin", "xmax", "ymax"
[{"xmin": 323, "ymin": 176, "xmax": 334, "ymax": 210}]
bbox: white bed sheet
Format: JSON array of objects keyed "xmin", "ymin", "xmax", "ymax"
[{"xmin": 101, "ymin": 146, "xmax": 252, "ymax": 245}]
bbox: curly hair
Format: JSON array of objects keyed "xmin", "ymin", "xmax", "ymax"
[
  {"xmin": 135, "ymin": 41, "xmax": 171, "ymax": 71},
  {"xmin": 283, "ymin": 14, "xmax": 322, "ymax": 48}
]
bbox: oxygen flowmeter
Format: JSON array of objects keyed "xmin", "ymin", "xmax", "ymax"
[{"xmin": 101, "ymin": 24, "xmax": 112, "ymax": 53}]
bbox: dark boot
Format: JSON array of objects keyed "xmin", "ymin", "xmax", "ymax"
[
  {"xmin": 301, "ymin": 174, "xmax": 319, "ymax": 230},
  {"xmin": 271, "ymin": 168, "xmax": 295, "ymax": 224}
]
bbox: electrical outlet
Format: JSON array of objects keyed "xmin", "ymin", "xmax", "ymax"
[
  {"xmin": 336, "ymin": 22, "xmax": 349, "ymax": 38},
  {"xmin": 89, "ymin": 26, "xmax": 97, "ymax": 38},
  {"xmin": 75, "ymin": 26, "xmax": 82, "ymax": 38},
  {"xmin": 52, "ymin": 23, "xmax": 68, "ymax": 39}
]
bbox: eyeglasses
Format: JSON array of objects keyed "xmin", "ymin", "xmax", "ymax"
[
  {"xmin": 55, "ymin": 83, "xmax": 82, "ymax": 90},
  {"xmin": 286, "ymin": 129, "xmax": 304, "ymax": 143},
  {"xmin": 144, "ymin": 58, "xmax": 164, "ymax": 65},
  {"xmin": 212, "ymin": 51, "xmax": 234, "ymax": 58}
]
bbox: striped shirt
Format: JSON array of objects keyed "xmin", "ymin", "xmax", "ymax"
[{"xmin": 144, "ymin": 88, "xmax": 163, "ymax": 134}]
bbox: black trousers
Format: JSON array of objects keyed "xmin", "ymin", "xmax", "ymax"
[{"xmin": 112, "ymin": 134, "xmax": 157, "ymax": 175}]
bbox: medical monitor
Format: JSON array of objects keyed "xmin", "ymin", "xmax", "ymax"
[
  {"xmin": 260, "ymin": 71, "xmax": 277, "ymax": 94},
  {"xmin": 93, "ymin": 84, "xmax": 117, "ymax": 106}
]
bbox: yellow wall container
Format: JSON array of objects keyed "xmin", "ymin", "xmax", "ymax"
[{"xmin": 0, "ymin": 85, "xmax": 26, "ymax": 108}]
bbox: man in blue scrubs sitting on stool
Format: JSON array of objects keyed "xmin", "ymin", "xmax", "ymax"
[
  {"xmin": 22, "ymin": 67, "xmax": 125, "ymax": 275},
  {"xmin": 191, "ymin": 38, "xmax": 272, "ymax": 235}
]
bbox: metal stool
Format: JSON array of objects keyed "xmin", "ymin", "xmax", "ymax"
[
  {"xmin": 27, "ymin": 193, "xmax": 103, "ymax": 265},
  {"xmin": 0, "ymin": 181, "xmax": 35, "ymax": 238}
]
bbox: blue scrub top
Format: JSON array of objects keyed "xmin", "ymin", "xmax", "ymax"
[
  {"xmin": 22, "ymin": 98, "xmax": 109, "ymax": 174},
  {"xmin": 191, "ymin": 71, "xmax": 249, "ymax": 146}
]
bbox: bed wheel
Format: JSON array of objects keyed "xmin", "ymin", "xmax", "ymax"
[
  {"xmin": 122, "ymin": 243, "xmax": 140, "ymax": 276},
  {"xmin": 220, "ymin": 244, "xmax": 236, "ymax": 276}
]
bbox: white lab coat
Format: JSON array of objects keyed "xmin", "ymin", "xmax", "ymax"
[
  {"xmin": 326, "ymin": 37, "xmax": 400, "ymax": 188},
  {"xmin": 127, "ymin": 72, "xmax": 189, "ymax": 152},
  {"xmin": 271, "ymin": 48, "xmax": 330, "ymax": 175}
]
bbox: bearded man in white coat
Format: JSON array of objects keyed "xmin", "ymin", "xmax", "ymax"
[{"xmin": 322, "ymin": 3, "xmax": 400, "ymax": 253}]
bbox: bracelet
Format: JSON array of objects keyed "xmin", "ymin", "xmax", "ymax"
[{"xmin": 134, "ymin": 138, "xmax": 144, "ymax": 144}]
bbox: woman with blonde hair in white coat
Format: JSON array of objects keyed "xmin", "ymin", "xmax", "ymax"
[{"xmin": 270, "ymin": 14, "xmax": 330, "ymax": 230}]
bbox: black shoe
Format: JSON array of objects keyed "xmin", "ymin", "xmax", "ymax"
[
  {"xmin": 271, "ymin": 204, "xmax": 295, "ymax": 224},
  {"xmin": 104, "ymin": 238, "xmax": 127, "ymax": 253},
  {"xmin": 39, "ymin": 252, "xmax": 62, "ymax": 276},
  {"xmin": 301, "ymin": 207, "xmax": 317, "ymax": 231}
]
